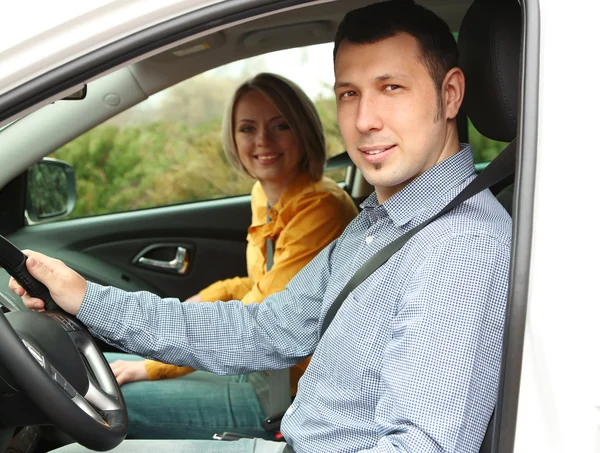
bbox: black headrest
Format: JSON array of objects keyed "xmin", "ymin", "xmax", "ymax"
[{"xmin": 458, "ymin": 0, "xmax": 521, "ymax": 142}]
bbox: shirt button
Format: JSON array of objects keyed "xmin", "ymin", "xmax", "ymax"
[{"xmin": 365, "ymin": 236, "xmax": 374, "ymax": 244}]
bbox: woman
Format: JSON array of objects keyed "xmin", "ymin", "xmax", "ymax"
[{"xmin": 105, "ymin": 73, "xmax": 358, "ymax": 439}]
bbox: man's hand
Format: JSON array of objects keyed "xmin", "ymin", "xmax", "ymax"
[
  {"xmin": 8, "ymin": 250, "xmax": 87, "ymax": 315},
  {"xmin": 110, "ymin": 360, "xmax": 149, "ymax": 386}
]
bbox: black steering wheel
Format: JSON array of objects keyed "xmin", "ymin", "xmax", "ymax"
[{"xmin": 0, "ymin": 235, "xmax": 127, "ymax": 451}]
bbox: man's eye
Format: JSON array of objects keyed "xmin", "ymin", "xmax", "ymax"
[
  {"xmin": 339, "ymin": 91, "xmax": 357, "ymax": 100},
  {"xmin": 384, "ymin": 85, "xmax": 402, "ymax": 92}
]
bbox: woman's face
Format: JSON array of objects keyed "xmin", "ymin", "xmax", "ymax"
[{"xmin": 234, "ymin": 90, "xmax": 303, "ymax": 187}]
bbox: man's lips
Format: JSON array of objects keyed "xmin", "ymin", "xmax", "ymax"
[
  {"xmin": 357, "ymin": 145, "xmax": 396, "ymax": 162},
  {"xmin": 358, "ymin": 145, "xmax": 395, "ymax": 154}
]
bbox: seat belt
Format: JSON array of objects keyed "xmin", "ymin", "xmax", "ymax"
[
  {"xmin": 320, "ymin": 140, "xmax": 516, "ymax": 338},
  {"xmin": 266, "ymin": 204, "xmax": 274, "ymax": 272},
  {"xmin": 214, "ymin": 206, "xmax": 289, "ymax": 441},
  {"xmin": 255, "ymin": 204, "xmax": 291, "ymax": 431}
]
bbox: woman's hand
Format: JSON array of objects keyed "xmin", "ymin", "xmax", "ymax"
[
  {"xmin": 110, "ymin": 360, "xmax": 149, "ymax": 386},
  {"xmin": 185, "ymin": 293, "xmax": 203, "ymax": 303},
  {"xmin": 8, "ymin": 250, "xmax": 87, "ymax": 315}
]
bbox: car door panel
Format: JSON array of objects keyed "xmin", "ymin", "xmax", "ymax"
[
  {"xmin": 5, "ymin": 196, "xmax": 251, "ymax": 301},
  {"xmin": 83, "ymin": 236, "xmax": 248, "ymax": 300}
]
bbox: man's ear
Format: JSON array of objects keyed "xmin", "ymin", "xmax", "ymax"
[{"xmin": 442, "ymin": 67, "xmax": 465, "ymax": 120}]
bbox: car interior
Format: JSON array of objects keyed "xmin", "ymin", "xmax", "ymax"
[{"xmin": 0, "ymin": 0, "xmax": 524, "ymax": 451}]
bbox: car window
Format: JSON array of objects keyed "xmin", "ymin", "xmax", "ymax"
[{"xmin": 49, "ymin": 43, "xmax": 346, "ymax": 220}]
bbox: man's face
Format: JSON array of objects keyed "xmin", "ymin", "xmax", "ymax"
[{"xmin": 334, "ymin": 33, "xmax": 458, "ymax": 203}]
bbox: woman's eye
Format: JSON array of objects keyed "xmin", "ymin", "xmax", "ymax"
[
  {"xmin": 273, "ymin": 123, "xmax": 290, "ymax": 131},
  {"xmin": 239, "ymin": 126, "xmax": 255, "ymax": 133}
]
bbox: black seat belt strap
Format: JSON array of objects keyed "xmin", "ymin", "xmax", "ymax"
[{"xmin": 320, "ymin": 141, "xmax": 516, "ymax": 338}]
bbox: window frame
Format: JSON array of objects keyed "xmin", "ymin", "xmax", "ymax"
[{"xmin": 493, "ymin": 0, "xmax": 539, "ymax": 452}]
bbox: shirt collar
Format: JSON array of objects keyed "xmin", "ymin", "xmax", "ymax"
[
  {"xmin": 271, "ymin": 172, "xmax": 313, "ymax": 212},
  {"xmin": 253, "ymin": 172, "xmax": 313, "ymax": 225},
  {"xmin": 359, "ymin": 144, "xmax": 476, "ymax": 227}
]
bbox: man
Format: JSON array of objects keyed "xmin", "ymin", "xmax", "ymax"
[{"xmin": 12, "ymin": 1, "xmax": 512, "ymax": 452}]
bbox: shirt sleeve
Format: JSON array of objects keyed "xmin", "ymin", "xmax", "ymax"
[
  {"xmin": 198, "ymin": 276, "xmax": 253, "ymax": 303},
  {"xmin": 358, "ymin": 233, "xmax": 510, "ymax": 453},
  {"xmin": 76, "ymin": 241, "xmax": 337, "ymax": 375},
  {"xmin": 240, "ymin": 191, "xmax": 357, "ymax": 304}
]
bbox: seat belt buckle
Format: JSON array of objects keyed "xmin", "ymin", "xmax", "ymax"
[
  {"xmin": 213, "ymin": 432, "xmax": 255, "ymax": 441},
  {"xmin": 262, "ymin": 410, "xmax": 285, "ymax": 432}
]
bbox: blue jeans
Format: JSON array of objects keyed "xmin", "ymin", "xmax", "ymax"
[{"xmin": 105, "ymin": 353, "xmax": 268, "ymax": 440}]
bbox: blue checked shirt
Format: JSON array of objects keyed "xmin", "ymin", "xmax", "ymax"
[{"xmin": 78, "ymin": 145, "xmax": 512, "ymax": 453}]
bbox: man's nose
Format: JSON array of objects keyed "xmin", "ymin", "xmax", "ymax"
[{"xmin": 355, "ymin": 96, "xmax": 383, "ymax": 133}]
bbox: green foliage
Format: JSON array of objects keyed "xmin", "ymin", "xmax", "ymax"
[{"xmin": 54, "ymin": 122, "xmax": 243, "ymax": 218}]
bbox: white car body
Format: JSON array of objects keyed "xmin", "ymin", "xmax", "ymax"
[
  {"xmin": 0, "ymin": 1, "xmax": 598, "ymax": 452},
  {"xmin": 0, "ymin": 0, "xmax": 227, "ymax": 96},
  {"xmin": 516, "ymin": 2, "xmax": 600, "ymax": 452}
]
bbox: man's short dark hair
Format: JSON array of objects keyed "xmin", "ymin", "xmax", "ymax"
[{"xmin": 334, "ymin": 0, "xmax": 458, "ymax": 97}]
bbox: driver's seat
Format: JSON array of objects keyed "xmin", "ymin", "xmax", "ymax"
[{"xmin": 457, "ymin": 0, "xmax": 521, "ymax": 451}]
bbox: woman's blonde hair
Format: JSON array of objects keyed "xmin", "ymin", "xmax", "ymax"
[{"xmin": 222, "ymin": 72, "xmax": 326, "ymax": 181}]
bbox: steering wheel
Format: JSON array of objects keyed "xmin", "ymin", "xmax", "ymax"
[{"xmin": 0, "ymin": 235, "xmax": 127, "ymax": 451}]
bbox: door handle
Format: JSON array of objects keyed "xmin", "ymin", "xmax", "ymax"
[{"xmin": 136, "ymin": 246, "xmax": 189, "ymax": 274}]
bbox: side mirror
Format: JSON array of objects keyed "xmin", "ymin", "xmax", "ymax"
[{"xmin": 26, "ymin": 158, "xmax": 76, "ymax": 223}]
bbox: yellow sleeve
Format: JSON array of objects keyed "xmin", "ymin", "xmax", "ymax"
[
  {"xmin": 196, "ymin": 187, "xmax": 258, "ymax": 303},
  {"xmin": 240, "ymin": 191, "xmax": 357, "ymax": 304},
  {"xmin": 198, "ymin": 276, "xmax": 253, "ymax": 302},
  {"xmin": 145, "ymin": 360, "xmax": 195, "ymax": 380}
]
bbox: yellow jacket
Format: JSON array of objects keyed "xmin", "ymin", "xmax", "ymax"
[{"xmin": 145, "ymin": 172, "xmax": 358, "ymax": 395}]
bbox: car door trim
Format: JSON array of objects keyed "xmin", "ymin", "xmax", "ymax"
[{"xmin": 494, "ymin": 0, "xmax": 540, "ymax": 452}]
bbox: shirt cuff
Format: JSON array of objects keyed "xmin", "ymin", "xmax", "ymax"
[{"xmin": 76, "ymin": 282, "xmax": 122, "ymax": 337}]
